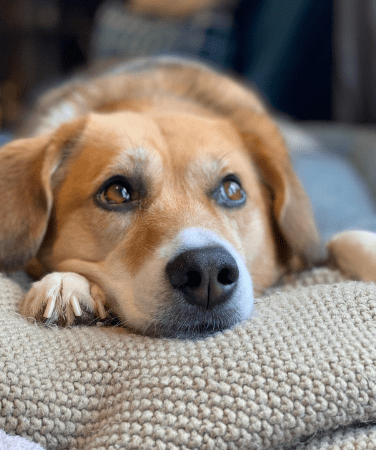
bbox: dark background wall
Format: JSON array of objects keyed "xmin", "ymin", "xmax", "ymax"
[{"xmin": 0, "ymin": 0, "xmax": 363, "ymax": 130}]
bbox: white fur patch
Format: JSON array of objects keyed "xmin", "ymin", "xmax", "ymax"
[{"xmin": 47, "ymin": 101, "xmax": 77, "ymax": 126}]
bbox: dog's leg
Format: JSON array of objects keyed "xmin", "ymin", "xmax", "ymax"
[
  {"xmin": 20, "ymin": 272, "xmax": 107, "ymax": 326},
  {"xmin": 327, "ymin": 230, "xmax": 376, "ymax": 282}
]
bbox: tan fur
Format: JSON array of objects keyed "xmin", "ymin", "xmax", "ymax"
[
  {"xmin": 0, "ymin": 56, "xmax": 327, "ymax": 333},
  {"xmin": 328, "ymin": 230, "xmax": 376, "ymax": 282}
]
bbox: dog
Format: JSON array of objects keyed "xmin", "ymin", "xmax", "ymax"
[{"xmin": 0, "ymin": 56, "xmax": 327, "ymax": 337}]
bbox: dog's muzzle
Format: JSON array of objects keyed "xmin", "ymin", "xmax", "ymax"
[
  {"xmin": 138, "ymin": 228, "xmax": 254, "ymax": 338},
  {"xmin": 166, "ymin": 246, "xmax": 239, "ymax": 309}
]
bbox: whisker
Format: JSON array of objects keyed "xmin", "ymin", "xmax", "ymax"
[
  {"xmin": 139, "ymin": 245, "xmax": 154, "ymax": 255},
  {"xmin": 141, "ymin": 316, "xmax": 159, "ymax": 335},
  {"xmin": 142, "ymin": 243, "xmax": 160, "ymax": 252}
]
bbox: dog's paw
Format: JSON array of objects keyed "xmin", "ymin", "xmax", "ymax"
[
  {"xmin": 328, "ymin": 230, "xmax": 376, "ymax": 282},
  {"xmin": 20, "ymin": 272, "xmax": 107, "ymax": 326}
]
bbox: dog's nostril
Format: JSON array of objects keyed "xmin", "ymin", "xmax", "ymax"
[
  {"xmin": 218, "ymin": 267, "xmax": 238, "ymax": 285},
  {"xmin": 186, "ymin": 271, "xmax": 201, "ymax": 288}
]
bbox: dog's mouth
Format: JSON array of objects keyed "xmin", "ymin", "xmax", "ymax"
[
  {"xmin": 140, "ymin": 303, "xmax": 244, "ymax": 339},
  {"xmin": 106, "ymin": 310, "xmax": 239, "ymax": 339},
  {"xmin": 101, "ymin": 291, "xmax": 245, "ymax": 338}
]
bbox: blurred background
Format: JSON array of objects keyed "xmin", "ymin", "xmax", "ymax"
[
  {"xmin": 0, "ymin": 0, "xmax": 370, "ymax": 130},
  {"xmin": 1, "ymin": 0, "xmax": 376, "ymax": 240}
]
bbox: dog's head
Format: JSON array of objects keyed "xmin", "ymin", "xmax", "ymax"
[{"xmin": 0, "ymin": 59, "xmax": 326, "ymax": 337}]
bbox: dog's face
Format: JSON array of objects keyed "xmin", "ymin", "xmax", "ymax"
[
  {"xmin": 0, "ymin": 61, "xmax": 326, "ymax": 337},
  {"xmin": 37, "ymin": 111, "xmax": 281, "ymax": 336}
]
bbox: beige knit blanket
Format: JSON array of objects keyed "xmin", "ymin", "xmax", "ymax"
[{"xmin": 1, "ymin": 268, "xmax": 376, "ymax": 450}]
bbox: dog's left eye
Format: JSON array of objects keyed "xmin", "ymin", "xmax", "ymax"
[
  {"xmin": 223, "ymin": 180, "xmax": 243, "ymax": 201},
  {"xmin": 214, "ymin": 176, "xmax": 246, "ymax": 207}
]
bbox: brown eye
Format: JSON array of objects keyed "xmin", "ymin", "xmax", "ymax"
[
  {"xmin": 223, "ymin": 180, "xmax": 243, "ymax": 201},
  {"xmin": 95, "ymin": 176, "xmax": 135, "ymax": 211},
  {"xmin": 102, "ymin": 184, "xmax": 130, "ymax": 204},
  {"xmin": 213, "ymin": 175, "xmax": 246, "ymax": 208}
]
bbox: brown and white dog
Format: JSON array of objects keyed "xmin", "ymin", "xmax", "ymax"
[{"xmin": 0, "ymin": 56, "xmax": 329, "ymax": 337}]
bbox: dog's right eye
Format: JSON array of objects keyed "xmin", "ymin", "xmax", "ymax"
[{"xmin": 95, "ymin": 177, "xmax": 134, "ymax": 210}]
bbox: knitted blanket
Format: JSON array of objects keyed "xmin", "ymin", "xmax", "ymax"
[{"xmin": 1, "ymin": 268, "xmax": 376, "ymax": 450}]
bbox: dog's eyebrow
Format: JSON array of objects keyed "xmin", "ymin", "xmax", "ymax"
[
  {"xmin": 187, "ymin": 154, "xmax": 231, "ymax": 185},
  {"xmin": 111, "ymin": 146, "xmax": 150, "ymax": 167},
  {"xmin": 92, "ymin": 146, "xmax": 162, "ymax": 190}
]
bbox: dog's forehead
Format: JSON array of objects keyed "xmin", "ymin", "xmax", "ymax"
[
  {"xmin": 84, "ymin": 111, "xmax": 167, "ymax": 153},
  {"xmin": 151, "ymin": 111, "xmax": 245, "ymax": 163},
  {"xmin": 84, "ymin": 110, "xmax": 247, "ymax": 175}
]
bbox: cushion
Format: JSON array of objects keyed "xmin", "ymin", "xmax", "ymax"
[
  {"xmin": 278, "ymin": 120, "xmax": 376, "ymax": 241},
  {"xmin": 1, "ymin": 269, "xmax": 376, "ymax": 449}
]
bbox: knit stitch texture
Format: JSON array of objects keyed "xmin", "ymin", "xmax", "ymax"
[{"xmin": 0, "ymin": 268, "xmax": 376, "ymax": 450}]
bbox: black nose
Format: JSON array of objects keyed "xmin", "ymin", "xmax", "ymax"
[{"xmin": 166, "ymin": 246, "xmax": 239, "ymax": 309}]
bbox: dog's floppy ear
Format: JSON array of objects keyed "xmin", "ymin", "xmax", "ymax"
[
  {"xmin": 240, "ymin": 114, "xmax": 327, "ymax": 267},
  {"xmin": 0, "ymin": 118, "xmax": 86, "ymax": 270}
]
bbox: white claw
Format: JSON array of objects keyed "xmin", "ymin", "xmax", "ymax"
[
  {"xmin": 70, "ymin": 295, "xmax": 82, "ymax": 316},
  {"xmin": 96, "ymin": 300, "xmax": 107, "ymax": 319},
  {"xmin": 91, "ymin": 284, "xmax": 107, "ymax": 319},
  {"xmin": 43, "ymin": 295, "xmax": 56, "ymax": 318}
]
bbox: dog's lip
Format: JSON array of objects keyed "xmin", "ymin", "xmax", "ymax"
[
  {"xmin": 99, "ymin": 314, "xmax": 234, "ymax": 338},
  {"xmin": 143, "ymin": 315, "xmax": 239, "ymax": 338},
  {"xmin": 140, "ymin": 286, "xmax": 246, "ymax": 338}
]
